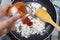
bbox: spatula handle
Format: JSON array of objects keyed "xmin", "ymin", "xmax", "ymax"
[{"xmin": 50, "ymin": 20, "xmax": 60, "ymax": 31}]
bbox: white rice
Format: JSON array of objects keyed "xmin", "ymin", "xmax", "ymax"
[{"xmin": 15, "ymin": 17, "xmax": 45, "ymax": 38}]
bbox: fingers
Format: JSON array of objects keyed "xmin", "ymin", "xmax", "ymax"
[
  {"xmin": 0, "ymin": 14, "xmax": 20, "ymax": 31},
  {"xmin": 0, "ymin": 23, "xmax": 15, "ymax": 36},
  {"xmin": 0, "ymin": 4, "xmax": 11, "ymax": 12},
  {"xmin": 8, "ymin": 23, "xmax": 16, "ymax": 31},
  {"xmin": 0, "ymin": 4, "xmax": 11, "ymax": 18}
]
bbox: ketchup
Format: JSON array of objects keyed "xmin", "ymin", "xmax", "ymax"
[{"xmin": 22, "ymin": 17, "xmax": 33, "ymax": 27}]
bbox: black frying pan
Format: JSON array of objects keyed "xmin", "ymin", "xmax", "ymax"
[{"xmin": 7, "ymin": 0, "xmax": 56, "ymax": 40}]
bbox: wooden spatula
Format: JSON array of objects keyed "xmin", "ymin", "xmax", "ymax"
[{"xmin": 35, "ymin": 7, "xmax": 60, "ymax": 31}]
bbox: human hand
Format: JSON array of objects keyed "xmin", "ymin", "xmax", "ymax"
[{"xmin": 0, "ymin": 5, "xmax": 20, "ymax": 37}]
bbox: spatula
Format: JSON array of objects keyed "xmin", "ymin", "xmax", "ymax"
[{"xmin": 35, "ymin": 7, "xmax": 60, "ymax": 31}]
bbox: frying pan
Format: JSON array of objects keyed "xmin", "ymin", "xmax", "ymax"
[{"xmin": 7, "ymin": 0, "xmax": 57, "ymax": 40}]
